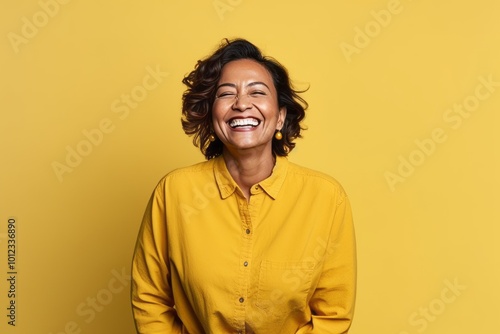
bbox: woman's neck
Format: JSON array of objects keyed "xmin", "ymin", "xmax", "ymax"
[{"xmin": 222, "ymin": 148, "xmax": 276, "ymax": 200}]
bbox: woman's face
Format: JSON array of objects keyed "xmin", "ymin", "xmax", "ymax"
[{"xmin": 212, "ymin": 59, "xmax": 286, "ymax": 155}]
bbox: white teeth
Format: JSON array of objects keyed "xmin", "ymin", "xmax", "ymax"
[{"xmin": 229, "ymin": 118, "xmax": 259, "ymax": 128}]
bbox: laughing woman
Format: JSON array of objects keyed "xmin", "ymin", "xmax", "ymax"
[{"xmin": 131, "ymin": 38, "xmax": 356, "ymax": 334}]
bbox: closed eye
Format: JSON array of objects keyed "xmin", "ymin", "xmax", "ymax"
[
  {"xmin": 217, "ymin": 92, "xmax": 237, "ymax": 98},
  {"xmin": 249, "ymin": 91, "xmax": 266, "ymax": 96}
]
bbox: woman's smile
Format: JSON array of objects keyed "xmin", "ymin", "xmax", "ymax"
[{"xmin": 227, "ymin": 117, "xmax": 261, "ymax": 129}]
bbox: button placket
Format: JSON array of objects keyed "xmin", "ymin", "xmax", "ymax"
[{"xmin": 235, "ymin": 196, "xmax": 253, "ymax": 330}]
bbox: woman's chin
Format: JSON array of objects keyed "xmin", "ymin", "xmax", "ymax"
[{"xmin": 224, "ymin": 139, "xmax": 272, "ymax": 154}]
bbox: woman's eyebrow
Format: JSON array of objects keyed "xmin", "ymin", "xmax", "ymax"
[
  {"xmin": 247, "ymin": 81, "xmax": 270, "ymax": 90},
  {"xmin": 216, "ymin": 83, "xmax": 236, "ymax": 90},
  {"xmin": 216, "ymin": 81, "xmax": 270, "ymax": 90}
]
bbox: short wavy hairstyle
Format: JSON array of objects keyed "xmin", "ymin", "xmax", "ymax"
[{"xmin": 181, "ymin": 38, "xmax": 308, "ymax": 159}]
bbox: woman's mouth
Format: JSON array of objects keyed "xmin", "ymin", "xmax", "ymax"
[{"xmin": 228, "ymin": 118, "xmax": 260, "ymax": 128}]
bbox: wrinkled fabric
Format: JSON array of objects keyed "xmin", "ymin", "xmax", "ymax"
[{"xmin": 132, "ymin": 156, "xmax": 356, "ymax": 334}]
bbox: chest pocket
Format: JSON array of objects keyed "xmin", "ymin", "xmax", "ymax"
[{"xmin": 255, "ymin": 260, "xmax": 316, "ymax": 316}]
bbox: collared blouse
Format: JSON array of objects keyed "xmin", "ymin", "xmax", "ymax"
[{"xmin": 132, "ymin": 156, "xmax": 356, "ymax": 333}]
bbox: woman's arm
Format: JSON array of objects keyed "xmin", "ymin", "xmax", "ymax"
[
  {"xmin": 298, "ymin": 194, "xmax": 357, "ymax": 334},
  {"xmin": 131, "ymin": 184, "xmax": 183, "ymax": 334}
]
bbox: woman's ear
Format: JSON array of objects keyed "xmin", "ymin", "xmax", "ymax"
[{"xmin": 278, "ymin": 107, "xmax": 287, "ymax": 129}]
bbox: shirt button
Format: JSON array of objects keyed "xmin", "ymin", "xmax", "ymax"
[
  {"xmin": 254, "ymin": 185, "xmax": 259, "ymax": 190},
  {"xmin": 244, "ymin": 261, "xmax": 249, "ymax": 266},
  {"xmin": 245, "ymin": 229, "xmax": 250, "ymax": 234},
  {"xmin": 239, "ymin": 297, "xmax": 244, "ymax": 303}
]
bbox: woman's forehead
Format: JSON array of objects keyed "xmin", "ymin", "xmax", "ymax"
[{"xmin": 219, "ymin": 59, "xmax": 275, "ymax": 90}]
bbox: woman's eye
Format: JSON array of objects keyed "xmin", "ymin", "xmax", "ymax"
[
  {"xmin": 218, "ymin": 92, "xmax": 236, "ymax": 98},
  {"xmin": 250, "ymin": 91, "xmax": 266, "ymax": 96}
]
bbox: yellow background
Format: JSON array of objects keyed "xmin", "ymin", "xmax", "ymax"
[{"xmin": 1, "ymin": 0, "xmax": 499, "ymax": 333}]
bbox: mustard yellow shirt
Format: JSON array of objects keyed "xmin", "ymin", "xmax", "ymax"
[{"xmin": 132, "ymin": 156, "xmax": 356, "ymax": 334}]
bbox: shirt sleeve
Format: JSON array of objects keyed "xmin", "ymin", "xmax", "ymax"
[
  {"xmin": 298, "ymin": 192, "xmax": 357, "ymax": 334},
  {"xmin": 131, "ymin": 181, "xmax": 183, "ymax": 334}
]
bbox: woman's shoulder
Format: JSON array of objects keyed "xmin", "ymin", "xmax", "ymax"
[
  {"xmin": 156, "ymin": 159, "xmax": 215, "ymax": 185},
  {"xmin": 285, "ymin": 160, "xmax": 348, "ymax": 196}
]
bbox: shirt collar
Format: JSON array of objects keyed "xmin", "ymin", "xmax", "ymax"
[{"xmin": 213, "ymin": 155, "xmax": 288, "ymax": 200}]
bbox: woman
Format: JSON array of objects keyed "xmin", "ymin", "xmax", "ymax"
[{"xmin": 132, "ymin": 38, "xmax": 356, "ymax": 334}]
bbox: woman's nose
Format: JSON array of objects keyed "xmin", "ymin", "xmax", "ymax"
[{"xmin": 232, "ymin": 94, "xmax": 252, "ymax": 111}]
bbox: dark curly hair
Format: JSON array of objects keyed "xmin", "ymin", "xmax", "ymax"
[{"xmin": 181, "ymin": 38, "xmax": 308, "ymax": 159}]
